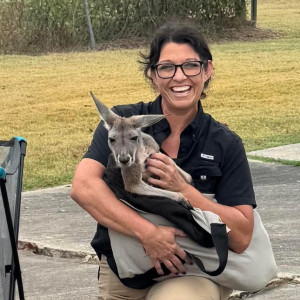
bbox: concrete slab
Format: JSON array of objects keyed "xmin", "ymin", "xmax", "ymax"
[
  {"xmin": 18, "ymin": 250, "xmax": 98, "ymax": 300},
  {"xmin": 249, "ymin": 161, "xmax": 300, "ymax": 275},
  {"xmin": 247, "ymin": 282, "xmax": 300, "ymax": 299},
  {"xmin": 248, "ymin": 143, "xmax": 300, "ymax": 162},
  {"xmin": 20, "ymin": 185, "xmax": 96, "ymax": 255},
  {"xmin": 19, "ymin": 161, "xmax": 300, "ymax": 276},
  {"xmin": 16, "ymin": 159, "xmax": 300, "ymax": 299}
]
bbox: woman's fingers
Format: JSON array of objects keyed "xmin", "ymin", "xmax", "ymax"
[
  {"xmin": 153, "ymin": 252, "xmax": 189, "ymax": 275},
  {"xmin": 142, "ymin": 226, "xmax": 191, "ymax": 275},
  {"xmin": 153, "ymin": 257, "xmax": 186, "ymax": 275},
  {"xmin": 146, "ymin": 153, "xmax": 173, "ymax": 172},
  {"xmin": 153, "ymin": 260, "xmax": 164, "ymax": 275},
  {"xmin": 145, "ymin": 152, "xmax": 189, "ymax": 192},
  {"xmin": 175, "ymin": 246, "xmax": 192, "ymax": 265}
]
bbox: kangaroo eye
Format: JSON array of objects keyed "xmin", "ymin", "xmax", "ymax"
[
  {"xmin": 109, "ymin": 138, "xmax": 116, "ymax": 143},
  {"xmin": 130, "ymin": 136, "xmax": 138, "ymax": 141}
]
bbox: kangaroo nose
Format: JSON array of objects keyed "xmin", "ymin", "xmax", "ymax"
[{"xmin": 119, "ymin": 155, "xmax": 130, "ymax": 165}]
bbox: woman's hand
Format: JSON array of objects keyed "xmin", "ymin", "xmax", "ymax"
[
  {"xmin": 141, "ymin": 225, "xmax": 191, "ymax": 275},
  {"xmin": 145, "ymin": 152, "xmax": 189, "ymax": 193}
]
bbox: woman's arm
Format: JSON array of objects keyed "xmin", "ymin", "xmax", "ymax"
[
  {"xmin": 70, "ymin": 158, "xmax": 190, "ymax": 274},
  {"xmin": 177, "ymin": 185, "xmax": 253, "ymax": 254},
  {"xmin": 146, "ymin": 152, "xmax": 254, "ymax": 254}
]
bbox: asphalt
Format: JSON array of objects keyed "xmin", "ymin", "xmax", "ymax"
[{"xmin": 15, "ymin": 143, "xmax": 300, "ymax": 299}]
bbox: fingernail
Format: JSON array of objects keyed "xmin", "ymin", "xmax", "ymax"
[{"xmin": 175, "ymin": 272, "xmax": 179, "ymax": 275}]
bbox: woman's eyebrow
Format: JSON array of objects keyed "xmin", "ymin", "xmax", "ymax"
[
  {"xmin": 158, "ymin": 58, "xmax": 200, "ymax": 64},
  {"xmin": 157, "ymin": 60, "xmax": 173, "ymax": 64}
]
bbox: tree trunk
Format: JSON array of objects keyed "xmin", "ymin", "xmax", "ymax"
[{"xmin": 83, "ymin": 0, "xmax": 95, "ymax": 49}]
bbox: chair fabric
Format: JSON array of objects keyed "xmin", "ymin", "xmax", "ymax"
[{"xmin": 0, "ymin": 137, "xmax": 26, "ymax": 300}]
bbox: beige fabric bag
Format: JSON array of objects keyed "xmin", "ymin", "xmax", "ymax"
[{"xmin": 109, "ymin": 202, "xmax": 277, "ymax": 293}]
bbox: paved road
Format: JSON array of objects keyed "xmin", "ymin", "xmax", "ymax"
[{"xmin": 16, "ymin": 144, "xmax": 300, "ymax": 299}]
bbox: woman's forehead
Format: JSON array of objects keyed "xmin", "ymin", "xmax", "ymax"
[{"xmin": 158, "ymin": 42, "xmax": 200, "ymax": 63}]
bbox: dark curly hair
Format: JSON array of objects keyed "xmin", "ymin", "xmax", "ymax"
[{"xmin": 139, "ymin": 22, "xmax": 213, "ymax": 98}]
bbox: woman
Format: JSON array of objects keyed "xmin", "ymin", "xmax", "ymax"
[{"xmin": 71, "ymin": 22, "xmax": 256, "ymax": 300}]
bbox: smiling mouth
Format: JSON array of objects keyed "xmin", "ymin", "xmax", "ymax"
[{"xmin": 171, "ymin": 86, "xmax": 191, "ymax": 95}]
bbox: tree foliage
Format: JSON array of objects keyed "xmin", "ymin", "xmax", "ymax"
[{"xmin": 0, "ymin": 0, "xmax": 248, "ymax": 53}]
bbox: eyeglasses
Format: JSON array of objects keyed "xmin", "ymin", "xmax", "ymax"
[{"xmin": 153, "ymin": 61, "xmax": 204, "ymax": 79}]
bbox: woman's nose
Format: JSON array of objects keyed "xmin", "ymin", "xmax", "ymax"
[{"xmin": 173, "ymin": 65, "xmax": 187, "ymax": 80}]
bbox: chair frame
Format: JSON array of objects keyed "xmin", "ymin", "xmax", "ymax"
[{"xmin": 0, "ymin": 137, "xmax": 26, "ymax": 300}]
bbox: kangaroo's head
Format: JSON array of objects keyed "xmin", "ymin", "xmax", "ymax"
[{"xmin": 90, "ymin": 92, "xmax": 166, "ymax": 167}]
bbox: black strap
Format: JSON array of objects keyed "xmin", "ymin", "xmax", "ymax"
[{"xmin": 186, "ymin": 223, "xmax": 228, "ymax": 276}]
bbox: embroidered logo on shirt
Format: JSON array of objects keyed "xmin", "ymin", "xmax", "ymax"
[{"xmin": 201, "ymin": 153, "xmax": 214, "ymax": 161}]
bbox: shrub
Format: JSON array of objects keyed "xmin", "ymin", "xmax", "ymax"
[{"xmin": 0, "ymin": 0, "xmax": 248, "ymax": 53}]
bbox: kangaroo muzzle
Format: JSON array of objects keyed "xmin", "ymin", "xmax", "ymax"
[{"xmin": 117, "ymin": 154, "xmax": 132, "ymax": 166}]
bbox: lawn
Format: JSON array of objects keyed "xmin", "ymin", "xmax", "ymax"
[{"xmin": 0, "ymin": 0, "xmax": 299, "ymax": 190}]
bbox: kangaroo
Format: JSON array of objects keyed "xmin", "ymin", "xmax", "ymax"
[{"xmin": 90, "ymin": 92, "xmax": 193, "ymax": 208}]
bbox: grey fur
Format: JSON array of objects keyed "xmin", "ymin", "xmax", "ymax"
[{"xmin": 90, "ymin": 92, "xmax": 192, "ymax": 208}]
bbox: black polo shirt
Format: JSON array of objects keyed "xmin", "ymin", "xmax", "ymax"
[{"xmin": 84, "ymin": 95, "xmax": 256, "ymax": 208}]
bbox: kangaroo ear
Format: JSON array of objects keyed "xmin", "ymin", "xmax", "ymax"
[
  {"xmin": 90, "ymin": 92, "xmax": 119, "ymax": 129},
  {"xmin": 130, "ymin": 114, "xmax": 166, "ymax": 128}
]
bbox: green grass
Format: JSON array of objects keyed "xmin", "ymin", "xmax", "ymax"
[
  {"xmin": 0, "ymin": 0, "xmax": 299, "ymax": 190},
  {"xmin": 247, "ymin": 156, "xmax": 300, "ymax": 167}
]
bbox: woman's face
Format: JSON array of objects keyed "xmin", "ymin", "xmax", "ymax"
[{"xmin": 152, "ymin": 42, "xmax": 213, "ymax": 113}]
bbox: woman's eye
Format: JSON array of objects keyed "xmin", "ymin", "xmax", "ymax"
[
  {"xmin": 109, "ymin": 138, "xmax": 116, "ymax": 143},
  {"xmin": 184, "ymin": 62, "xmax": 199, "ymax": 69},
  {"xmin": 159, "ymin": 64, "xmax": 174, "ymax": 71}
]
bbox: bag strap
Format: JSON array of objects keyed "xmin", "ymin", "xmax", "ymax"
[{"xmin": 186, "ymin": 223, "xmax": 228, "ymax": 276}]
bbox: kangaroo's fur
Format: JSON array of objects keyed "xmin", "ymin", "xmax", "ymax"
[{"xmin": 90, "ymin": 92, "xmax": 192, "ymax": 208}]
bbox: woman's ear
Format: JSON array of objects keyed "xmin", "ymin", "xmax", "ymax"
[
  {"xmin": 150, "ymin": 71, "xmax": 157, "ymax": 85},
  {"xmin": 150, "ymin": 72, "xmax": 159, "ymax": 92},
  {"xmin": 204, "ymin": 60, "xmax": 213, "ymax": 81}
]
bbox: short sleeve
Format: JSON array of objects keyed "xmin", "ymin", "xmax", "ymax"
[
  {"xmin": 83, "ymin": 120, "xmax": 111, "ymax": 167},
  {"xmin": 215, "ymin": 138, "xmax": 256, "ymax": 208}
]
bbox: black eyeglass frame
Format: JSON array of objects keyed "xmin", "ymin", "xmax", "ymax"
[{"xmin": 152, "ymin": 60, "xmax": 204, "ymax": 79}]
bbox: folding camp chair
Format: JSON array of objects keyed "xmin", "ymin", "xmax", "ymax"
[{"xmin": 0, "ymin": 137, "xmax": 26, "ymax": 300}]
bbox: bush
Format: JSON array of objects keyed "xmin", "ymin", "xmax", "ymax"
[{"xmin": 0, "ymin": 0, "xmax": 248, "ymax": 54}]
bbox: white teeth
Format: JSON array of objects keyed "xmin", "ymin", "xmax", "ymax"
[{"xmin": 171, "ymin": 86, "xmax": 190, "ymax": 92}]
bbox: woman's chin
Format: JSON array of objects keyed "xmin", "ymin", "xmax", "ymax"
[{"xmin": 164, "ymin": 98, "xmax": 199, "ymax": 112}]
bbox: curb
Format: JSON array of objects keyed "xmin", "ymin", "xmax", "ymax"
[
  {"xmin": 229, "ymin": 274, "xmax": 300, "ymax": 299},
  {"xmin": 19, "ymin": 240, "xmax": 299, "ymax": 298},
  {"xmin": 18, "ymin": 240, "xmax": 99, "ymax": 264}
]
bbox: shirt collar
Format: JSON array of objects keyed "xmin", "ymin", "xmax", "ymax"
[{"xmin": 150, "ymin": 95, "xmax": 205, "ymax": 133}]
